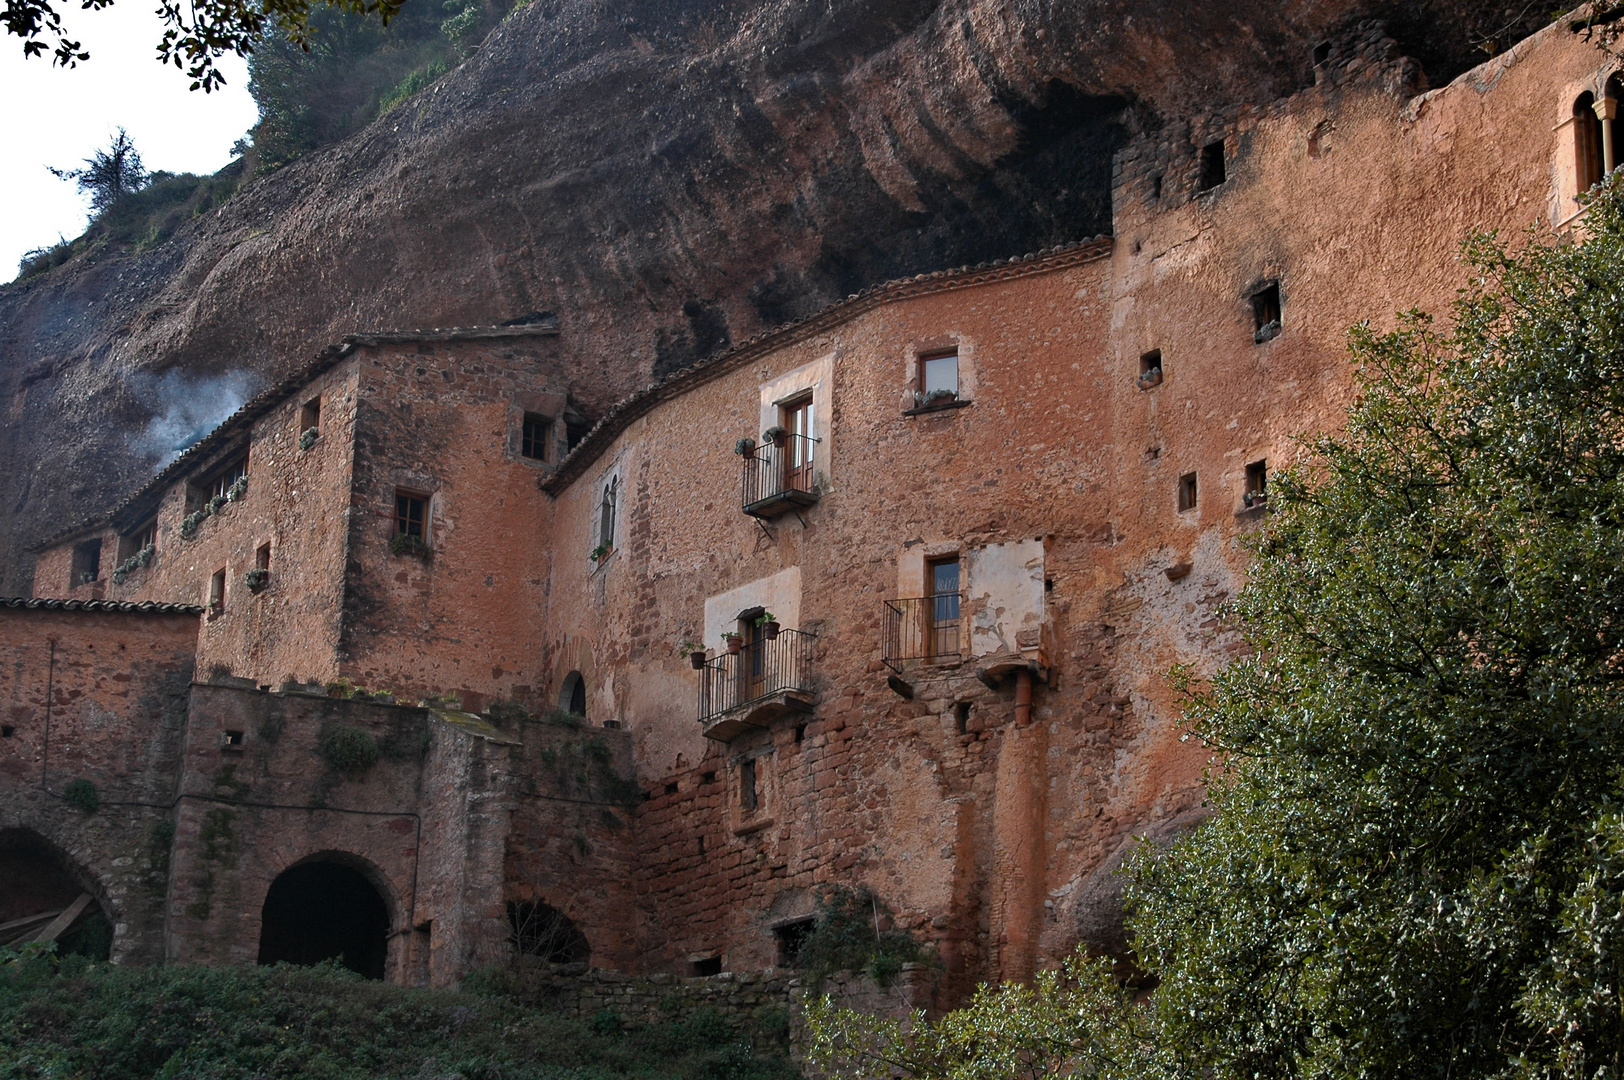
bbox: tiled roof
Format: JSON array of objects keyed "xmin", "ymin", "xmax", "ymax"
[
  {"xmin": 33, "ymin": 320, "xmax": 561, "ymax": 551},
  {"xmin": 539, "ymin": 237, "xmax": 1113, "ymax": 495},
  {"xmin": 0, "ymin": 597, "xmax": 204, "ymax": 615}
]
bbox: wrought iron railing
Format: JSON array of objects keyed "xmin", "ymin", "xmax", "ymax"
[
  {"xmin": 699, "ymin": 629, "xmax": 816, "ymax": 723},
  {"xmin": 882, "ymin": 594, "xmax": 964, "ymax": 673},
  {"xmin": 741, "ymin": 434, "xmax": 819, "ymax": 514}
]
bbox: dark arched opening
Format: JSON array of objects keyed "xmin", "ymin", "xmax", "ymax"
[
  {"xmin": 560, "ymin": 671, "xmax": 587, "ymax": 719},
  {"xmin": 507, "ymin": 900, "xmax": 591, "ymax": 963},
  {"xmin": 1577, "ymin": 92, "xmax": 1606, "ymax": 195},
  {"xmin": 257, "ymin": 860, "xmax": 389, "ymax": 979},
  {"xmin": 0, "ymin": 829, "xmax": 113, "ymax": 959}
]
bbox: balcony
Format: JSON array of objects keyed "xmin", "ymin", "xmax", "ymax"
[
  {"xmin": 741, "ymin": 434, "xmax": 820, "ymax": 519},
  {"xmin": 881, "ymin": 594, "xmax": 963, "ymax": 674},
  {"xmin": 698, "ymin": 629, "xmax": 816, "ymax": 742}
]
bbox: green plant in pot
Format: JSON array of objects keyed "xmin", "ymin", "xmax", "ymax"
[
  {"xmin": 762, "ymin": 425, "xmax": 788, "ymax": 447},
  {"xmin": 723, "ymin": 632, "xmax": 744, "ymax": 655},
  {"xmin": 734, "ymin": 436, "xmax": 757, "ymax": 457},
  {"xmin": 678, "ymin": 641, "xmax": 707, "ymax": 669},
  {"xmin": 755, "ymin": 611, "xmax": 780, "ymax": 640}
]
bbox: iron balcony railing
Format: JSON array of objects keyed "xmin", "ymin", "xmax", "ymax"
[
  {"xmin": 699, "ymin": 628, "xmax": 816, "ymax": 723},
  {"xmin": 741, "ymin": 434, "xmax": 819, "ymax": 516},
  {"xmin": 882, "ymin": 594, "xmax": 964, "ymax": 673}
]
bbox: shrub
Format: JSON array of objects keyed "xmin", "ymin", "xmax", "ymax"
[
  {"xmin": 317, "ymin": 725, "xmax": 379, "ymax": 777},
  {"xmin": 299, "ymin": 427, "xmax": 319, "ymax": 451},
  {"xmin": 178, "ymin": 508, "xmax": 209, "ymax": 539},
  {"xmin": 796, "ymin": 884, "xmax": 927, "ymax": 988},
  {"xmin": 390, "ymin": 532, "xmax": 433, "ymax": 559},
  {"xmin": 61, "ymin": 778, "xmax": 99, "ymax": 814},
  {"xmin": 541, "ymin": 707, "xmax": 583, "ymax": 729},
  {"xmin": 244, "ymin": 568, "xmax": 269, "ymax": 591}
]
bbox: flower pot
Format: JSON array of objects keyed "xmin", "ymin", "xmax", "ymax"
[
  {"xmin": 725, "ymin": 636, "xmax": 743, "ymax": 655},
  {"xmin": 689, "ymin": 651, "xmax": 707, "ymax": 670},
  {"xmin": 762, "ymin": 621, "xmax": 780, "ymax": 640}
]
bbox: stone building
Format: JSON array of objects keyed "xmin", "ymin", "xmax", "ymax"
[{"xmin": 4, "ymin": 16, "xmax": 1619, "ymax": 999}]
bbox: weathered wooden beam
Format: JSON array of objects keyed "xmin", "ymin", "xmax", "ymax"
[{"xmin": 30, "ymin": 893, "xmax": 92, "ymax": 944}]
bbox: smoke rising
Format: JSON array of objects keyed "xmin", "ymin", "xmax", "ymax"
[{"xmin": 133, "ymin": 370, "xmax": 261, "ymax": 465}]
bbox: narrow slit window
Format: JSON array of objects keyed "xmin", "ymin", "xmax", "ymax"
[
  {"xmin": 521, "ymin": 412, "xmax": 552, "ymax": 461},
  {"xmin": 598, "ymin": 477, "xmax": 618, "ymax": 554},
  {"xmin": 1252, "ymin": 282, "xmax": 1282, "ymax": 343},
  {"xmin": 740, "ymin": 758, "xmax": 758, "ymax": 812},
  {"xmin": 1178, "ymin": 472, "xmax": 1198, "ymax": 512},
  {"xmin": 208, "ymin": 568, "xmax": 226, "ymax": 614},
  {"xmin": 1139, "ymin": 350, "xmax": 1163, "ymax": 387},
  {"xmin": 299, "ymin": 396, "xmax": 321, "ymax": 432},
  {"xmin": 1149, "ymin": 173, "xmax": 1163, "ymax": 200},
  {"xmin": 255, "ymin": 543, "xmax": 271, "ymax": 571},
  {"xmin": 395, "ymin": 492, "xmax": 428, "ymax": 538},
  {"xmin": 1198, "ymin": 140, "xmax": 1226, "ymax": 191},
  {"xmin": 1312, "ymin": 41, "xmax": 1331, "ymax": 66}
]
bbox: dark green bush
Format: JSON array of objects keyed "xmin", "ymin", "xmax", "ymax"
[
  {"xmin": 796, "ymin": 884, "xmax": 927, "ymax": 988},
  {"xmin": 0, "ymin": 957, "xmax": 800, "ymax": 1080},
  {"xmin": 317, "ymin": 724, "xmax": 380, "ymax": 777}
]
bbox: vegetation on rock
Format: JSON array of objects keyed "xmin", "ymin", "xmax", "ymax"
[
  {"xmin": 317, "ymin": 723, "xmax": 379, "ymax": 777},
  {"xmin": 810, "ymin": 173, "xmax": 1624, "ymax": 1080}
]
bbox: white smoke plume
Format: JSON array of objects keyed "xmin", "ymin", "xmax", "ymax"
[{"xmin": 132, "ymin": 369, "xmax": 261, "ymax": 465}]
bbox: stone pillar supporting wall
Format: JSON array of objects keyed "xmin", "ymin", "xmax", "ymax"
[{"xmin": 989, "ymin": 697, "xmax": 1049, "ymax": 983}]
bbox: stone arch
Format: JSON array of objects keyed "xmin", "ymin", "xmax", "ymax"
[
  {"xmin": 0, "ymin": 827, "xmax": 115, "ymax": 960},
  {"xmin": 558, "ymin": 670, "xmax": 587, "ymax": 719},
  {"xmin": 506, "ymin": 899, "xmax": 591, "ymax": 964},
  {"xmin": 257, "ymin": 850, "xmax": 398, "ymax": 980}
]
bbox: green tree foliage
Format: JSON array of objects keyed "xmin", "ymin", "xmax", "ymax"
[
  {"xmin": 811, "ymin": 175, "xmax": 1624, "ymax": 1080},
  {"xmin": 4, "ymin": 0, "xmax": 403, "ymax": 92},
  {"xmin": 47, "ymin": 127, "xmax": 146, "ymax": 213},
  {"xmin": 246, "ymin": 0, "xmax": 494, "ymax": 169}
]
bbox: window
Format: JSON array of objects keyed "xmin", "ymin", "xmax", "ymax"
[
  {"xmin": 1198, "ymin": 140, "xmax": 1226, "ymax": 191},
  {"xmin": 566, "ymin": 420, "xmax": 590, "ymax": 453},
  {"xmin": 927, "ymin": 556, "xmax": 962, "ymax": 660},
  {"xmin": 1149, "ymin": 173, "xmax": 1163, "ymax": 200},
  {"xmin": 954, "ymin": 701, "xmax": 972, "ymax": 734},
  {"xmin": 395, "ymin": 491, "xmax": 427, "ymax": 538},
  {"xmin": 299, "ymin": 396, "xmax": 321, "ymax": 432},
  {"xmin": 208, "ymin": 457, "xmax": 248, "ymax": 502},
  {"xmin": 920, "ymin": 350, "xmax": 959, "ymax": 399},
  {"xmin": 221, "ymin": 730, "xmax": 245, "ymax": 750},
  {"xmin": 521, "ymin": 413, "xmax": 552, "ymax": 461},
  {"xmin": 739, "ymin": 758, "xmax": 758, "ymax": 812},
  {"xmin": 690, "ymin": 956, "xmax": 723, "ymax": 977},
  {"xmin": 120, "ymin": 520, "xmax": 156, "ymax": 561},
  {"xmin": 597, "ymin": 477, "xmax": 618, "ymax": 555},
  {"xmin": 1244, "ymin": 460, "xmax": 1268, "ymax": 508},
  {"xmin": 208, "ymin": 568, "xmax": 226, "ymax": 614},
  {"xmin": 1178, "ymin": 472, "xmax": 1198, "ymax": 512},
  {"xmin": 1312, "ymin": 41, "xmax": 1331, "ymax": 66},
  {"xmin": 1252, "ymin": 282, "xmax": 1282, "ymax": 343},
  {"xmin": 780, "ymin": 394, "xmax": 814, "ymax": 492},
  {"xmin": 71, "ymin": 539, "xmax": 101, "ymax": 586},
  {"xmin": 255, "ymin": 543, "xmax": 271, "ymax": 571},
  {"xmin": 774, "ymin": 918, "xmax": 816, "ymax": 967},
  {"xmin": 1574, "ymin": 87, "xmax": 1621, "ymax": 201}
]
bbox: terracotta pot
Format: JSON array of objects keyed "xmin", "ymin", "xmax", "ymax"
[
  {"xmin": 726, "ymin": 636, "xmax": 743, "ymax": 655},
  {"xmin": 762, "ymin": 621, "xmax": 780, "ymax": 640},
  {"xmin": 689, "ymin": 651, "xmax": 707, "ymax": 670}
]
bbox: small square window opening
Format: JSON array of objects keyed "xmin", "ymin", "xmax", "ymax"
[
  {"xmin": 1138, "ymin": 350, "xmax": 1164, "ymax": 389},
  {"xmin": 701, "ymin": 771, "xmax": 717, "ymax": 785},
  {"xmin": 1, "ymin": 725, "xmax": 15, "ymax": 738},
  {"xmin": 664, "ymin": 781, "xmax": 679, "ymax": 796},
  {"xmin": 1198, "ymin": 140, "xmax": 1227, "ymax": 191},
  {"xmin": 255, "ymin": 543, "xmax": 271, "ymax": 571},
  {"xmin": 1252, "ymin": 283, "xmax": 1282, "ymax": 342},
  {"xmin": 1312, "ymin": 41, "xmax": 1332, "ymax": 66},
  {"xmin": 691, "ymin": 956, "xmax": 723, "ymax": 977},
  {"xmin": 774, "ymin": 918, "xmax": 817, "ymax": 967},
  {"xmin": 521, "ymin": 412, "xmax": 552, "ymax": 461},
  {"xmin": 395, "ymin": 492, "xmax": 428, "ymax": 538},
  {"xmin": 1179, "ymin": 472, "xmax": 1198, "ymax": 512},
  {"xmin": 954, "ymin": 701, "xmax": 972, "ymax": 734},
  {"xmin": 222, "ymin": 729, "xmax": 245, "ymax": 750}
]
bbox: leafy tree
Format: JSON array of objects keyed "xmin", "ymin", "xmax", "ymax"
[
  {"xmin": 810, "ymin": 175, "xmax": 1624, "ymax": 1080},
  {"xmin": 4, "ymin": 0, "xmax": 404, "ymax": 91},
  {"xmin": 48, "ymin": 127, "xmax": 146, "ymax": 214}
]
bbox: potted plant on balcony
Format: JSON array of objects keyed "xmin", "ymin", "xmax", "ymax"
[
  {"xmin": 734, "ymin": 436, "xmax": 757, "ymax": 457},
  {"xmin": 590, "ymin": 543, "xmax": 610, "ymax": 563},
  {"xmin": 756, "ymin": 611, "xmax": 780, "ymax": 640},
  {"xmin": 723, "ymin": 631, "xmax": 744, "ymax": 654},
  {"xmin": 762, "ymin": 425, "xmax": 788, "ymax": 448},
  {"xmin": 679, "ymin": 641, "xmax": 707, "ymax": 669}
]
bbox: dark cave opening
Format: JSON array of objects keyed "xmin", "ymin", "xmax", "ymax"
[{"xmin": 257, "ymin": 860, "xmax": 390, "ymax": 979}]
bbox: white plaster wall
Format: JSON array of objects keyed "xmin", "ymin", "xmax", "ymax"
[
  {"xmin": 757, "ymin": 353, "xmax": 834, "ymax": 488},
  {"xmin": 965, "ymin": 539, "xmax": 1045, "ymax": 657},
  {"xmin": 702, "ymin": 567, "xmax": 803, "ymax": 652}
]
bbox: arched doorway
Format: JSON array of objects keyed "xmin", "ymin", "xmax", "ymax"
[
  {"xmin": 559, "ymin": 671, "xmax": 587, "ymax": 719},
  {"xmin": 0, "ymin": 829, "xmax": 113, "ymax": 959},
  {"xmin": 257, "ymin": 858, "xmax": 390, "ymax": 979}
]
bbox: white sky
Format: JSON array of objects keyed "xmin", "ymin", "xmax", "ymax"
[{"xmin": 1, "ymin": 3, "xmax": 258, "ymax": 280}]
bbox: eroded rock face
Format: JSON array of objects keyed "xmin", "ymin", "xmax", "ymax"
[{"xmin": 0, "ymin": 0, "xmax": 1529, "ymax": 590}]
